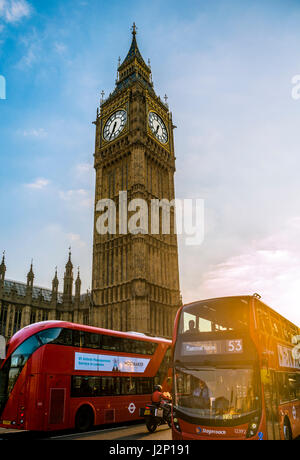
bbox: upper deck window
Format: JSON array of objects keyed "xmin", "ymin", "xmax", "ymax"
[{"xmin": 179, "ymin": 298, "xmax": 250, "ymax": 336}]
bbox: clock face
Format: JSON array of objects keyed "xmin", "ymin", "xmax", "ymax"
[
  {"xmin": 103, "ymin": 110, "xmax": 127, "ymax": 142},
  {"xmin": 149, "ymin": 112, "xmax": 168, "ymax": 144}
]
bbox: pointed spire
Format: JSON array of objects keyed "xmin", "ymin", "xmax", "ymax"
[
  {"xmin": 75, "ymin": 267, "xmax": 81, "ymax": 300},
  {"xmin": 63, "ymin": 248, "xmax": 73, "ymax": 306},
  {"xmin": 118, "ymin": 23, "xmax": 151, "ymax": 75},
  {"xmin": 0, "ymin": 251, "xmax": 6, "ymax": 283},
  {"xmin": 51, "ymin": 266, "xmax": 59, "ymax": 304},
  {"xmin": 27, "ymin": 259, "xmax": 34, "ymax": 280},
  {"xmin": 52, "ymin": 266, "xmax": 59, "ymax": 288},
  {"xmin": 0, "ymin": 251, "xmax": 6, "ymax": 273},
  {"xmin": 26, "ymin": 259, "xmax": 34, "ymax": 297},
  {"xmin": 66, "ymin": 247, "xmax": 73, "ymax": 272}
]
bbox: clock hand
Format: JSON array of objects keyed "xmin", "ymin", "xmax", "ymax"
[
  {"xmin": 110, "ymin": 121, "xmax": 117, "ymax": 140},
  {"xmin": 155, "ymin": 125, "xmax": 160, "ymax": 135}
]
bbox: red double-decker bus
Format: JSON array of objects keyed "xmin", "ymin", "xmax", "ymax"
[
  {"xmin": 0, "ymin": 321, "xmax": 171, "ymax": 432},
  {"xmin": 172, "ymin": 295, "xmax": 300, "ymax": 440}
]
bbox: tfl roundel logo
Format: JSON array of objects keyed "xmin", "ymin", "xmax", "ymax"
[{"xmin": 196, "ymin": 427, "xmax": 202, "ymax": 434}]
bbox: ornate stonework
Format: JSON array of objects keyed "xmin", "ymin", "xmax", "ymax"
[
  {"xmin": 0, "ymin": 252, "xmax": 91, "ymax": 340},
  {"xmin": 91, "ymin": 26, "xmax": 182, "ymax": 338}
]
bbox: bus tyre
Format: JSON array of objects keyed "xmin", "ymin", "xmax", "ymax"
[
  {"xmin": 145, "ymin": 417, "xmax": 158, "ymax": 433},
  {"xmin": 283, "ymin": 418, "xmax": 292, "ymax": 441},
  {"xmin": 75, "ymin": 405, "xmax": 94, "ymax": 432}
]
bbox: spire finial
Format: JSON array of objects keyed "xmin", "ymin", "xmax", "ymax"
[
  {"xmin": 0, "ymin": 251, "xmax": 6, "ymax": 279},
  {"xmin": 100, "ymin": 90, "xmax": 105, "ymax": 105},
  {"xmin": 131, "ymin": 22, "xmax": 137, "ymax": 36}
]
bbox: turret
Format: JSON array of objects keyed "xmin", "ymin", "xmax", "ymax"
[
  {"xmin": 63, "ymin": 248, "xmax": 73, "ymax": 307},
  {"xmin": 26, "ymin": 261, "xmax": 34, "ymax": 298},
  {"xmin": 51, "ymin": 267, "xmax": 59, "ymax": 305},
  {"xmin": 0, "ymin": 251, "xmax": 6, "ymax": 293}
]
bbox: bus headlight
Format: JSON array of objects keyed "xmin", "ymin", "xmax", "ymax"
[
  {"xmin": 172, "ymin": 412, "xmax": 181, "ymax": 432},
  {"xmin": 246, "ymin": 421, "xmax": 259, "ymax": 438}
]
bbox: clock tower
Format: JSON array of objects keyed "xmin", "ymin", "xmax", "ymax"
[{"xmin": 91, "ymin": 24, "xmax": 181, "ymax": 337}]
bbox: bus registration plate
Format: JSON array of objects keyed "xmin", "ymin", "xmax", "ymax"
[
  {"xmin": 3, "ymin": 421, "xmax": 11, "ymax": 426},
  {"xmin": 144, "ymin": 409, "xmax": 151, "ymax": 415}
]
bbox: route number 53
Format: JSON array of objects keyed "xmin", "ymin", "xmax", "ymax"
[{"xmin": 227, "ymin": 340, "xmax": 243, "ymax": 353}]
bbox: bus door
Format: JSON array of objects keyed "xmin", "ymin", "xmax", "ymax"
[
  {"xmin": 263, "ymin": 370, "xmax": 281, "ymax": 440},
  {"xmin": 46, "ymin": 374, "xmax": 69, "ymax": 430}
]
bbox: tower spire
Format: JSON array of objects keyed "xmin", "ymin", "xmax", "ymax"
[
  {"xmin": 117, "ymin": 23, "xmax": 151, "ymax": 84},
  {"xmin": 63, "ymin": 248, "xmax": 73, "ymax": 307},
  {"xmin": 0, "ymin": 251, "xmax": 6, "ymax": 282},
  {"xmin": 131, "ymin": 22, "xmax": 137, "ymax": 36}
]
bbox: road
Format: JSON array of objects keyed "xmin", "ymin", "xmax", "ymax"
[
  {"xmin": 49, "ymin": 422, "xmax": 171, "ymax": 441},
  {"xmin": 1, "ymin": 425, "xmax": 299, "ymax": 441},
  {"xmin": 0, "ymin": 422, "xmax": 172, "ymax": 441}
]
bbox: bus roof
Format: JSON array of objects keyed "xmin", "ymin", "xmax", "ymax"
[
  {"xmin": 7, "ymin": 320, "xmax": 171, "ymax": 354},
  {"xmin": 182, "ymin": 295, "xmax": 299, "ymax": 329}
]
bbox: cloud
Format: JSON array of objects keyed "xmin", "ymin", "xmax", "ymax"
[
  {"xmin": 22, "ymin": 128, "xmax": 48, "ymax": 138},
  {"xmin": 59, "ymin": 188, "xmax": 93, "ymax": 209},
  {"xmin": 67, "ymin": 232, "xmax": 87, "ymax": 249},
  {"xmin": 76, "ymin": 163, "xmax": 93, "ymax": 177},
  {"xmin": 0, "ymin": 0, "xmax": 32, "ymax": 24},
  {"xmin": 186, "ymin": 217, "xmax": 300, "ymax": 324},
  {"xmin": 25, "ymin": 178, "xmax": 50, "ymax": 189}
]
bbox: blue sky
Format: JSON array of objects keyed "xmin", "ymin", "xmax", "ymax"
[{"xmin": 1, "ymin": 0, "xmax": 300, "ymax": 324}]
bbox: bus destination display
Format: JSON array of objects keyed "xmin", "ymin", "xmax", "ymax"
[{"xmin": 182, "ymin": 339, "xmax": 243, "ymax": 356}]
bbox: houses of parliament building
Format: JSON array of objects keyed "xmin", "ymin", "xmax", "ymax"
[{"xmin": 0, "ymin": 25, "xmax": 182, "ymax": 341}]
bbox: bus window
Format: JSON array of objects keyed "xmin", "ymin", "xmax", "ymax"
[
  {"xmin": 38, "ymin": 328, "xmax": 63, "ymax": 345},
  {"xmin": 179, "ymin": 298, "xmax": 249, "ymax": 336},
  {"xmin": 0, "ymin": 334, "xmax": 42, "ymax": 413},
  {"xmin": 83, "ymin": 332, "xmax": 101, "ymax": 349}
]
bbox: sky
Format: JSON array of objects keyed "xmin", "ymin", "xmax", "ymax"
[{"xmin": 0, "ymin": 0, "xmax": 300, "ymax": 324}]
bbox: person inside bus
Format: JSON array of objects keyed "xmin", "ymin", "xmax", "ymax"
[
  {"xmin": 193, "ymin": 379, "xmax": 210, "ymax": 409},
  {"xmin": 185, "ymin": 320, "xmax": 198, "ymax": 334}
]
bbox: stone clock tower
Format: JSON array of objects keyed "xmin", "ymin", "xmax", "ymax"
[{"xmin": 91, "ymin": 24, "xmax": 181, "ymax": 338}]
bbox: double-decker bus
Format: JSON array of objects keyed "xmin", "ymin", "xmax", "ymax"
[
  {"xmin": 0, "ymin": 321, "xmax": 171, "ymax": 432},
  {"xmin": 172, "ymin": 295, "xmax": 300, "ymax": 440}
]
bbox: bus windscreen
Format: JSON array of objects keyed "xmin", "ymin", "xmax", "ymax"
[{"xmin": 174, "ymin": 364, "xmax": 261, "ymax": 426}]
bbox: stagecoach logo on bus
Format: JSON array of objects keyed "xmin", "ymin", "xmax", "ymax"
[
  {"xmin": 74, "ymin": 352, "xmax": 150, "ymax": 373},
  {"xmin": 196, "ymin": 427, "xmax": 227, "ymax": 436}
]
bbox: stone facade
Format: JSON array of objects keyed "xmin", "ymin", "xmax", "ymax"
[
  {"xmin": 0, "ymin": 252, "xmax": 91, "ymax": 340},
  {"xmin": 91, "ymin": 26, "xmax": 182, "ymax": 337}
]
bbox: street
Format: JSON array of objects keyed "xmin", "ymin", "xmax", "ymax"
[{"xmin": 0, "ymin": 422, "xmax": 172, "ymax": 441}]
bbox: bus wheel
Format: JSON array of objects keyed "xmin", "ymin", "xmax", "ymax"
[
  {"xmin": 75, "ymin": 405, "xmax": 94, "ymax": 432},
  {"xmin": 145, "ymin": 418, "xmax": 158, "ymax": 433},
  {"xmin": 283, "ymin": 418, "xmax": 292, "ymax": 441}
]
